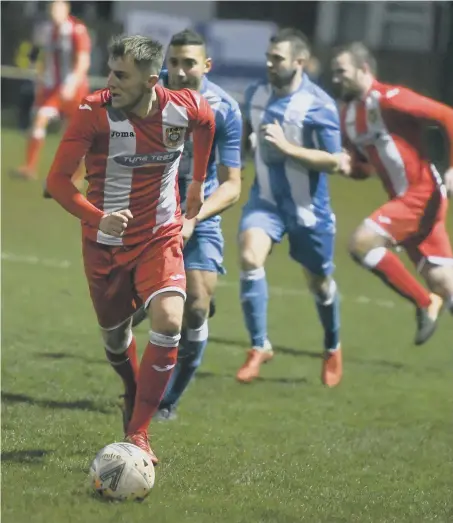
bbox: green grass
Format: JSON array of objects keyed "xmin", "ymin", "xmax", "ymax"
[{"xmin": 2, "ymin": 128, "xmax": 453, "ymax": 523}]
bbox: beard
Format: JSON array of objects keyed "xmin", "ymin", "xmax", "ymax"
[
  {"xmin": 268, "ymin": 68, "xmax": 297, "ymax": 89},
  {"xmin": 169, "ymin": 75, "xmax": 201, "ymax": 91},
  {"xmin": 115, "ymin": 86, "xmax": 149, "ymax": 112}
]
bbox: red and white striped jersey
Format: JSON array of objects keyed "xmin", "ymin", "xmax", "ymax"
[
  {"xmin": 341, "ymin": 80, "xmax": 453, "ymax": 199},
  {"xmin": 37, "ymin": 16, "xmax": 91, "ymax": 90},
  {"xmin": 46, "ymin": 86, "xmax": 215, "ymax": 246}
]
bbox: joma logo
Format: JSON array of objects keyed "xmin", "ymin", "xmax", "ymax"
[{"xmin": 110, "ymin": 131, "xmax": 135, "ymax": 138}]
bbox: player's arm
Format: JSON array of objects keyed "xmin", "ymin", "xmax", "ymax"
[
  {"xmin": 263, "ymin": 102, "xmax": 348, "ymax": 173},
  {"xmin": 195, "ymin": 105, "xmax": 242, "ymax": 222},
  {"xmin": 186, "ymin": 94, "xmax": 216, "ymax": 219},
  {"xmin": 382, "ymin": 87, "xmax": 453, "ymax": 194},
  {"xmin": 191, "ymin": 95, "xmax": 216, "ymax": 183},
  {"xmin": 381, "ymin": 87, "xmax": 453, "ymax": 168},
  {"xmin": 62, "ymin": 24, "xmax": 91, "ymax": 97},
  {"xmin": 277, "ymin": 139, "xmax": 345, "ymax": 172},
  {"xmin": 46, "ymin": 104, "xmax": 104, "ymax": 227}
]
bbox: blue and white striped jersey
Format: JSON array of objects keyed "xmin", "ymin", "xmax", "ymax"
[
  {"xmin": 160, "ymin": 72, "xmax": 242, "ymax": 229},
  {"xmin": 244, "ymin": 73, "xmax": 341, "ymax": 231}
]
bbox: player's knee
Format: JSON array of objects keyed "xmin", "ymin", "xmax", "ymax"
[
  {"xmin": 149, "ymin": 292, "xmax": 184, "ymax": 336},
  {"xmin": 422, "ymin": 264, "xmax": 453, "ymax": 299},
  {"xmin": 185, "ymin": 303, "xmax": 208, "ymax": 330},
  {"xmin": 101, "ymin": 321, "xmax": 132, "ymax": 354},
  {"xmin": 349, "ymin": 229, "xmax": 374, "ymax": 259},
  {"xmin": 240, "ymin": 246, "xmax": 263, "ymax": 271},
  {"xmin": 155, "ymin": 315, "xmax": 182, "ymax": 337},
  {"xmin": 34, "ymin": 112, "xmax": 51, "ymax": 132},
  {"xmin": 309, "ymin": 277, "xmax": 337, "ymax": 305},
  {"xmin": 31, "ymin": 126, "xmax": 47, "ymax": 140}
]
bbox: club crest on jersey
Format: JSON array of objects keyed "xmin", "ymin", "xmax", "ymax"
[
  {"xmin": 164, "ymin": 126, "xmax": 184, "ymax": 148},
  {"xmin": 368, "ymin": 108, "xmax": 379, "ymax": 124}
]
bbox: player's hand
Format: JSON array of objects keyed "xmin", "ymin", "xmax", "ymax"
[
  {"xmin": 181, "ymin": 216, "xmax": 197, "ymax": 245},
  {"xmin": 99, "ymin": 209, "xmax": 133, "ymax": 238},
  {"xmin": 444, "ymin": 167, "xmax": 453, "ymax": 198},
  {"xmin": 185, "ymin": 180, "xmax": 204, "ymax": 220},
  {"xmin": 332, "ymin": 151, "xmax": 352, "ymax": 177},
  {"xmin": 262, "ymin": 120, "xmax": 290, "ymax": 153}
]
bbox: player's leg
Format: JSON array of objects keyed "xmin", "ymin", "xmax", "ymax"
[
  {"xmin": 421, "ymin": 263, "xmax": 453, "ymax": 313},
  {"xmin": 349, "ymin": 199, "xmax": 439, "ymax": 345},
  {"xmin": 409, "ymin": 206, "xmax": 453, "ymax": 316},
  {"xmin": 11, "ymin": 89, "xmax": 59, "ymax": 180},
  {"xmin": 82, "ymin": 238, "xmax": 139, "ymax": 435},
  {"xmin": 157, "ymin": 269, "xmax": 217, "ymax": 419},
  {"xmin": 288, "ymin": 226, "xmax": 342, "ymax": 387},
  {"xmin": 157, "ymin": 228, "xmax": 224, "ymax": 418},
  {"xmin": 126, "ymin": 235, "xmax": 186, "ymax": 462},
  {"xmin": 208, "ymin": 295, "xmax": 217, "ymax": 318},
  {"xmin": 100, "ymin": 317, "xmax": 139, "ymax": 433},
  {"xmin": 126, "ymin": 291, "xmax": 184, "ymax": 462},
  {"xmin": 236, "ymin": 198, "xmax": 285, "ymax": 383}
]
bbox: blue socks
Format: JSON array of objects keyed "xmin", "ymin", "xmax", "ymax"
[
  {"xmin": 160, "ymin": 321, "xmax": 209, "ymax": 408},
  {"xmin": 314, "ymin": 279, "xmax": 340, "ymax": 351},
  {"xmin": 240, "ymin": 267, "xmax": 268, "ymax": 348}
]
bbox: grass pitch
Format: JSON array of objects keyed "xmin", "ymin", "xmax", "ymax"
[{"xmin": 1, "ymin": 128, "xmax": 452, "ymax": 522}]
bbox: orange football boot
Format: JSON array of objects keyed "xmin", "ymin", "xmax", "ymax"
[
  {"xmin": 125, "ymin": 431, "xmax": 159, "ymax": 466},
  {"xmin": 321, "ymin": 345, "xmax": 343, "ymax": 387},
  {"xmin": 236, "ymin": 342, "xmax": 274, "ymax": 383}
]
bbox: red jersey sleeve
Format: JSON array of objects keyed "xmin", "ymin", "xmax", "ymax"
[
  {"xmin": 380, "ymin": 87, "xmax": 453, "ymax": 167},
  {"xmin": 46, "ymin": 99, "xmax": 104, "ymax": 227},
  {"xmin": 73, "ymin": 22, "xmax": 91, "ymax": 54},
  {"xmin": 187, "ymin": 91, "xmax": 216, "ymax": 183}
]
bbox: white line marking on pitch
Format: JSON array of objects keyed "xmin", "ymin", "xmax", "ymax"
[{"xmin": 2, "ymin": 251, "xmax": 397, "ymax": 309}]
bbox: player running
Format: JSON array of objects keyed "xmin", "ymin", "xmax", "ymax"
[
  {"xmin": 46, "ymin": 35, "xmax": 215, "ymax": 463},
  {"xmin": 236, "ymin": 28, "xmax": 350, "ymax": 387},
  {"xmin": 331, "ymin": 42, "xmax": 453, "ymax": 343},
  {"xmin": 132, "ymin": 29, "xmax": 243, "ymax": 420},
  {"xmin": 11, "ymin": 0, "xmax": 90, "ymax": 188}
]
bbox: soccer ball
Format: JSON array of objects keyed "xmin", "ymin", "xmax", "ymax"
[{"xmin": 89, "ymin": 442, "xmax": 155, "ymax": 501}]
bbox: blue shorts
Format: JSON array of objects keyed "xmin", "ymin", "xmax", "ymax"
[
  {"xmin": 184, "ymin": 222, "xmax": 226, "ymax": 274},
  {"xmin": 239, "ymin": 196, "xmax": 335, "ymax": 276}
]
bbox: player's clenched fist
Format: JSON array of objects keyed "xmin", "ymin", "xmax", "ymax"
[
  {"xmin": 332, "ymin": 151, "xmax": 352, "ymax": 177},
  {"xmin": 99, "ymin": 209, "xmax": 133, "ymax": 237},
  {"xmin": 185, "ymin": 180, "xmax": 204, "ymax": 220}
]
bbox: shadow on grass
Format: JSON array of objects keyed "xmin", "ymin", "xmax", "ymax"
[
  {"xmin": 196, "ymin": 370, "xmax": 308, "ymax": 385},
  {"xmin": 209, "ymin": 335, "xmax": 406, "ymax": 370},
  {"xmin": 1, "ymin": 391, "xmax": 111, "ymax": 413},
  {"xmin": 36, "ymin": 352, "xmax": 105, "ymax": 365},
  {"xmin": 1, "ymin": 449, "xmax": 53, "ymax": 463}
]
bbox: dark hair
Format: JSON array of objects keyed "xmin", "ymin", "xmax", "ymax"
[
  {"xmin": 108, "ymin": 35, "xmax": 164, "ymax": 74},
  {"xmin": 170, "ymin": 28, "xmax": 206, "ymax": 47},
  {"xmin": 270, "ymin": 28, "xmax": 311, "ymax": 59},
  {"xmin": 333, "ymin": 42, "xmax": 377, "ymax": 74}
]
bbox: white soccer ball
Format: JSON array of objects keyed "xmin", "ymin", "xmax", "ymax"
[{"xmin": 89, "ymin": 442, "xmax": 155, "ymax": 501}]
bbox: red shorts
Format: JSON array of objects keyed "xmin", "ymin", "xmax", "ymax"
[
  {"xmin": 82, "ymin": 234, "xmax": 186, "ymax": 329},
  {"xmin": 35, "ymin": 83, "xmax": 89, "ymax": 121},
  {"xmin": 366, "ymin": 189, "xmax": 453, "ymax": 268}
]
